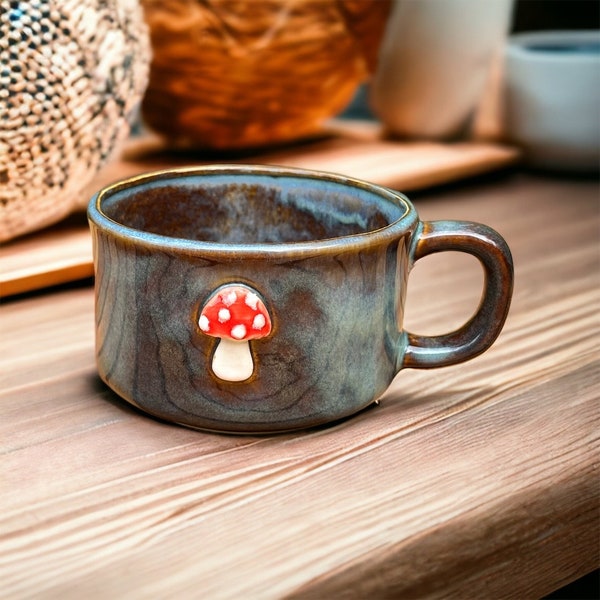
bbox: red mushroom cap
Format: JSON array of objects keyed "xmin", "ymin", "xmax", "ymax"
[{"xmin": 199, "ymin": 285, "xmax": 271, "ymax": 341}]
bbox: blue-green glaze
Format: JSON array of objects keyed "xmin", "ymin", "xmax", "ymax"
[{"xmin": 88, "ymin": 165, "xmax": 513, "ymax": 433}]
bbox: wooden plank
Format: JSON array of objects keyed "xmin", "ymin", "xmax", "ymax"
[
  {"xmin": 0, "ymin": 121, "xmax": 519, "ymax": 297},
  {"xmin": 0, "ymin": 173, "xmax": 597, "ymax": 599},
  {"xmin": 0, "ymin": 214, "xmax": 93, "ymax": 298}
]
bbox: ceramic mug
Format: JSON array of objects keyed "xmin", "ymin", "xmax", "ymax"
[
  {"xmin": 370, "ymin": 0, "xmax": 513, "ymax": 139},
  {"xmin": 503, "ymin": 30, "xmax": 600, "ymax": 172},
  {"xmin": 88, "ymin": 165, "xmax": 513, "ymax": 433}
]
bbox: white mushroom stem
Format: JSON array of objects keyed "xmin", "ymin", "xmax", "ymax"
[{"xmin": 211, "ymin": 337, "xmax": 254, "ymax": 382}]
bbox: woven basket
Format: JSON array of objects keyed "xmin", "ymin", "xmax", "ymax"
[
  {"xmin": 0, "ymin": 0, "xmax": 149, "ymax": 242},
  {"xmin": 141, "ymin": 0, "xmax": 390, "ymax": 149}
]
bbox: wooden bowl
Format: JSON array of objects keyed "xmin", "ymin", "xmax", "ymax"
[{"xmin": 141, "ymin": 0, "xmax": 390, "ymax": 149}]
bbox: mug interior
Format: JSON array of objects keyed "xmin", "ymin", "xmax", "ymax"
[{"xmin": 99, "ymin": 170, "xmax": 408, "ymax": 244}]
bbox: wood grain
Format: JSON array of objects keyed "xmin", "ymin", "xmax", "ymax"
[
  {"xmin": 1, "ymin": 173, "xmax": 598, "ymax": 599},
  {"xmin": 0, "ymin": 120, "xmax": 519, "ymax": 297}
]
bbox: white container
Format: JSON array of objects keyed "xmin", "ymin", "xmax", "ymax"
[
  {"xmin": 370, "ymin": 0, "xmax": 514, "ymax": 140},
  {"xmin": 503, "ymin": 30, "xmax": 600, "ymax": 172}
]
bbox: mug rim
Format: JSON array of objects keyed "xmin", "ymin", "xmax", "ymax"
[
  {"xmin": 87, "ymin": 164, "xmax": 417, "ymax": 259},
  {"xmin": 507, "ymin": 30, "xmax": 600, "ymax": 64}
]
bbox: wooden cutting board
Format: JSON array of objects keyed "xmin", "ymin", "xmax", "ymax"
[{"xmin": 0, "ymin": 122, "xmax": 519, "ymax": 297}]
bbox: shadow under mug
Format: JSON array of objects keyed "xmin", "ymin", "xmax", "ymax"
[{"xmin": 88, "ymin": 165, "xmax": 513, "ymax": 433}]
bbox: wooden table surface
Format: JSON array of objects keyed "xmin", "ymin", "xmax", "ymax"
[{"xmin": 1, "ymin": 170, "xmax": 598, "ymax": 599}]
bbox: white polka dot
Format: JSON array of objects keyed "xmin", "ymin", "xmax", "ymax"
[
  {"xmin": 199, "ymin": 315, "xmax": 210, "ymax": 331},
  {"xmin": 218, "ymin": 308, "xmax": 231, "ymax": 322},
  {"xmin": 223, "ymin": 291, "xmax": 237, "ymax": 307},
  {"xmin": 231, "ymin": 324, "xmax": 247, "ymax": 339},
  {"xmin": 252, "ymin": 314, "xmax": 266, "ymax": 330},
  {"xmin": 245, "ymin": 292, "xmax": 259, "ymax": 310}
]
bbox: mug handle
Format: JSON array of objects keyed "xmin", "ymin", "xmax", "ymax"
[{"xmin": 402, "ymin": 220, "xmax": 514, "ymax": 369}]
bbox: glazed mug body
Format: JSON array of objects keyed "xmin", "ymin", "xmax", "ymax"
[{"xmin": 88, "ymin": 165, "xmax": 513, "ymax": 433}]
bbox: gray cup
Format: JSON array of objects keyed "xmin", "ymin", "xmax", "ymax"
[{"xmin": 88, "ymin": 165, "xmax": 513, "ymax": 433}]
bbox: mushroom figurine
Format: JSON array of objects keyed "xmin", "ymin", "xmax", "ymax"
[{"xmin": 198, "ymin": 285, "xmax": 272, "ymax": 382}]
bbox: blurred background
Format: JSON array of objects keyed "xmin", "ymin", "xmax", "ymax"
[
  {"xmin": 1, "ymin": 0, "xmax": 599, "ymax": 245},
  {"xmin": 345, "ymin": 0, "xmax": 600, "ymax": 121}
]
